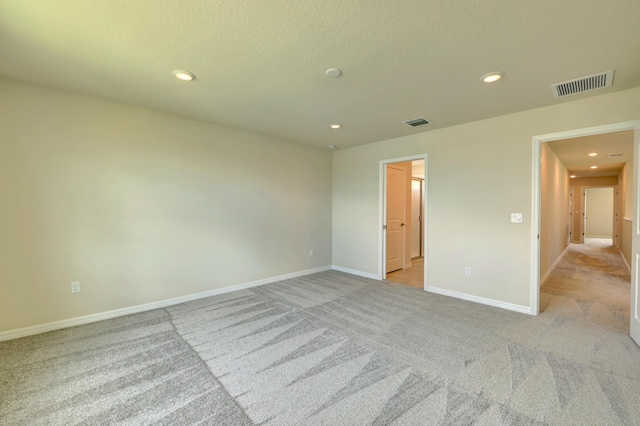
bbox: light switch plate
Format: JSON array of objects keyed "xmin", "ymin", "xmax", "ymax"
[{"xmin": 511, "ymin": 213, "xmax": 523, "ymax": 223}]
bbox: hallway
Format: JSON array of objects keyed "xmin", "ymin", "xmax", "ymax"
[{"xmin": 541, "ymin": 238, "xmax": 631, "ymax": 333}]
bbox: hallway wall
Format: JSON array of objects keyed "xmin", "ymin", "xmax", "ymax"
[{"xmin": 540, "ymin": 143, "xmax": 569, "ymax": 281}]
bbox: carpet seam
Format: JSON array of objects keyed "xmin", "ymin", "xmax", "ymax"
[{"xmin": 161, "ymin": 307, "xmax": 256, "ymax": 425}]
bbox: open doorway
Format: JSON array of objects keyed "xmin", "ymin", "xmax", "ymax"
[
  {"xmin": 583, "ymin": 186, "xmax": 615, "ymax": 246},
  {"xmin": 533, "ymin": 122, "xmax": 639, "ymax": 345},
  {"xmin": 379, "ymin": 155, "xmax": 428, "ymax": 290}
]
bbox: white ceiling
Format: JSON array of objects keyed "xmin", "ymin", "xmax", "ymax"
[
  {"xmin": 1, "ymin": 1, "xmax": 639, "ymax": 149},
  {"xmin": 547, "ymin": 130, "xmax": 634, "ymax": 178}
]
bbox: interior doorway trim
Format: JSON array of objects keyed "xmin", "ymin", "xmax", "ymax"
[
  {"xmin": 531, "ymin": 120, "xmax": 639, "ymax": 315},
  {"xmin": 379, "ymin": 154, "xmax": 429, "ymax": 288},
  {"xmin": 581, "ymin": 185, "xmax": 617, "ymax": 244}
]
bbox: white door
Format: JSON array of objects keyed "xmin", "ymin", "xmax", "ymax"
[
  {"xmin": 631, "ymin": 125, "xmax": 640, "ymax": 346},
  {"xmin": 386, "ymin": 165, "xmax": 406, "ymax": 274}
]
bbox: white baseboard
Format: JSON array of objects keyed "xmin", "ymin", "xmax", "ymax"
[
  {"xmin": 620, "ymin": 250, "xmax": 631, "ymax": 273},
  {"xmin": 0, "ymin": 265, "xmax": 332, "ymax": 342},
  {"xmin": 426, "ymin": 286, "xmax": 531, "ymax": 315},
  {"xmin": 540, "ymin": 244, "xmax": 570, "ymax": 286},
  {"xmin": 331, "ymin": 265, "xmax": 381, "ymax": 280}
]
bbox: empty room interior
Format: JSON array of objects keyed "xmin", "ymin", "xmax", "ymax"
[{"xmin": 2, "ymin": 1, "xmax": 640, "ymax": 424}]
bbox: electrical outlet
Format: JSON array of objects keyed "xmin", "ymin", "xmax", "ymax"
[
  {"xmin": 71, "ymin": 281, "xmax": 80, "ymax": 293},
  {"xmin": 309, "ymin": 249, "xmax": 314, "ymax": 256},
  {"xmin": 464, "ymin": 267, "xmax": 471, "ymax": 276}
]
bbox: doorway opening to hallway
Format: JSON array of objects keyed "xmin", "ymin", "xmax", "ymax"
[
  {"xmin": 379, "ymin": 155, "xmax": 427, "ymax": 290},
  {"xmin": 537, "ymin": 127, "xmax": 633, "ymax": 335}
]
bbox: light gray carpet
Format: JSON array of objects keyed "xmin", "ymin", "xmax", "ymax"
[
  {"xmin": 541, "ymin": 240, "xmax": 631, "ymax": 332},
  {"xmin": 1, "ymin": 270, "xmax": 640, "ymax": 425}
]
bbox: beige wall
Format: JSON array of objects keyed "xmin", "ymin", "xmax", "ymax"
[
  {"xmin": 332, "ymin": 87, "xmax": 640, "ymax": 309},
  {"xmin": 0, "ymin": 78, "xmax": 333, "ymax": 332},
  {"xmin": 585, "ymin": 187, "xmax": 614, "ymax": 238},
  {"xmin": 570, "ymin": 176, "xmax": 619, "ymax": 187},
  {"xmin": 540, "ymin": 144, "xmax": 569, "ymax": 280}
]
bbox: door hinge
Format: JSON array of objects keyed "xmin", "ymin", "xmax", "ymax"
[{"xmin": 383, "ymin": 225, "xmax": 387, "ymax": 230}]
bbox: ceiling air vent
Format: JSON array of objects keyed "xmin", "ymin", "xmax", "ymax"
[
  {"xmin": 608, "ymin": 153, "xmax": 623, "ymax": 158},
  {"xmin": 404, "ymin": 117, "xmax": 431, "ymax": 127},
  {"xmin": 551, "ymin": 70, "xmax": 614, "ymax": 99}
]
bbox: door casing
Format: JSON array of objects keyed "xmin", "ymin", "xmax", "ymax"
[
  {"xmin": 379, "ymin": 154, "xmax": 428, "ymax": 288},
  {"xmin": 531, "ymin": 120, "xmax": 640, "ymax": 347}
]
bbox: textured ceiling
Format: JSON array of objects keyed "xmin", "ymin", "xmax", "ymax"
[
  {"xmin": 1, "ymin": 0, "xmax": 639, "ymax": 149},
  {"xmin": 547, "ymin": 131, "xmax": 634, "ymax": 178}
]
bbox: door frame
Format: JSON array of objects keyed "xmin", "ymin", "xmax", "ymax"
[
  {"xmin": 569, "ymin": 186, "xmax": 574, "ymax": 243},
  {"xmin": 582, "ymin": 185, "xmax": 616, "ymax": 242},
  {"xmin": 379, "ymin": 154, "xmax": 429, "ymax": 288},
  {"xmin": 411, "ymin": 177, "xmax": 425, "ymax": 259},
  {"xmin": 531, "ymin": 120, "xmax": 640, "ymax": 316}
]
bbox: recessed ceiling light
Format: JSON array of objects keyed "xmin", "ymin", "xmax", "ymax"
[
  {"xmin": 481, "ymin": 72, "xmax": 504, "ymax": 83},
  {"xmin": 570, "ymin": 175, "xmax": 576, "ymax": 178},
  {"xmin": 328, "ymin": 145, "xmax": 337, "ymax": 150},
  {"xmin": 588, "ymin": 152, "xmax": 598, "ymax": 157},
  {"xmin": 330, "ymin": 124, "xmax": 341, "ymax": 129},
  {"xmin": 325, "ymin": 68, "xmax": 342, "ymax": 78},
  {"xmin": 590, "ymin": 165, "xmax": 598, "ymax": 169},
  {"xmin": 172, "ymin": 69, "xmax": 195, "ymax": 81}
]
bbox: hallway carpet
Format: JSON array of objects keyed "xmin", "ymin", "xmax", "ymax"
[
  {"xmin": 541, "ymin": 239, "xmax": 630, "ymax": 333},
  {"xmin": 1, "ymin": 267, "xmax": 639, "ymax": 424}
]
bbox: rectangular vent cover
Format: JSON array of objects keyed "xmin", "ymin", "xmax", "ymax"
[
  {"xmin": 551, "ymin": 70, "xmax": 614, "ymax": 98},
  {"xmin": 608, "ymin": 153, "xmax": 623, "ymax": 158},
  {"xmin": 404, "ymin": 117, "xmax": 431, "ymax": 127}
]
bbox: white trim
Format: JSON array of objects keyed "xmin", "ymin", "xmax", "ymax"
[
  {"xmin": 534, "ymin": 121, "xmax": 640, "ymax": 143},
  {"xmin": 379, "ymin": 161, "xmax": 386, "ymax": 280},
  {"xmin": 540, "ymin": 244, "xmax": 570, "ymax": 285},
  {"xmin": 620, "ymin": 250, "xmax": 631, "ymax": 274},
  {"xmin": 635, "ymin": 253, "xmax": 639, "ymax": 321},
  {"xmin": 0, "ymin": 266, "xmax": 331, "ymax": 342},
  {"xmin": 531, "ymin": 137, "xmax": 542, "ymax": 315},
  {"xmin": 427, "ymin": 286, "xmax": 531, "ymax": 315},
  {"xmin": 531, "ymin": 120, "xmax": 640, "ymax": 317},
  {"xmin": 331, "ymin": 265, "xmax": 380, "ymax": 280}
]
